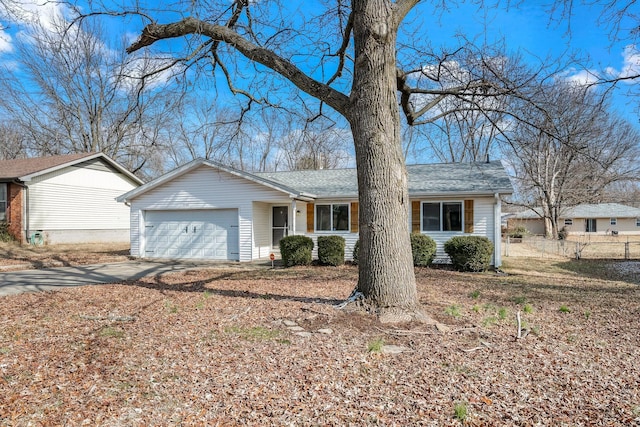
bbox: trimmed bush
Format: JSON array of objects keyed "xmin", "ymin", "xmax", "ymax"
[
  {"xmin": 410, "ymin": 233, "xmax": 437, "ymax": 267},
  {"xmin": 317, "ymin": 235, "xmax": 346, "ymax": 266},
  {"xmin": 444, "ymin": 236, "xmax": 493, "ymax": 272},
  {"xmin": 279, "ymin": 235, "xmax": 314, "ymax": 267},
  {"xmin": 508, "ymin": 226, "xmax": 527, "ymax": 239},
  {"xmin": 352, "ymin": 239, "xmax": 360, "ymax": 265},
  {"xmin": 0, "ymin": 222, "xmax": 14, "ymax": 243}
]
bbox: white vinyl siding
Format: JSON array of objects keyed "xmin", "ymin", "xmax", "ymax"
[
  {"xmin": 413, "ymin": 196, "xmax": 495, "ymax": 264},
  {"xmin": 129, "ymin": 165, "xmax": 290, "ymax": 261},
  {"xmin": 27, "ymin": 162, "xmax": 137, "ymax": 231},
  {"xmin": 252, "ymin": 202, "xmax": 272, "ymax": 259}
]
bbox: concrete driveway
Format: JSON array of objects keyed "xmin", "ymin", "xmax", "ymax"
[{"xmin": 0, "ymin": 260, "xmax": 221, "ymax": 296}]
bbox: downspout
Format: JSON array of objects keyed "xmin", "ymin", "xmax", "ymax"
[
  {"xmin": 494, "ymin": 193, "xmax": 502, "ymax": 268},
  {"xmin": 12, "ymin": 180, "xmax": 29, "ymax": 243}
]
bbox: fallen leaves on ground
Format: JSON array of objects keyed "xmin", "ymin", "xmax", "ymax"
[
  {"xmin": 0, "ymin": 242, "xmax": 130, "ymax": 270},
  {"xmin": 1, "ymin": 261, "xmax": 639, "ymax": 426}
]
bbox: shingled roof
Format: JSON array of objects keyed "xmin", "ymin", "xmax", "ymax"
[
  {"xmin": 515, "ymin": 203, "xmax": 640, "ymax": 219},
  {"xmin": 255, "ymin": 160, "xmax": 513, "ymax": 198},
  {"xmin": 0, "ymin": 153, "xmax": 96, "ymax": 180}
]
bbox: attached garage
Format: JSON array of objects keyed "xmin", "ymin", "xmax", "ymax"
[{"xmin": 143, "ymin": 209, "xmax": 239, "ymax": 260}]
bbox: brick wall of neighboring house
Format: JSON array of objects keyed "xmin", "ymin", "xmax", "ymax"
[{"xmin": 7, "ymin": 183, "xmax": 24, "ymax": 243}]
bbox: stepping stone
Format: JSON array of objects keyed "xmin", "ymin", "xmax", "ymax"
[
  {"xmin": 381, "ymin": 345, "xmax": 410, "ymax": 354},
  {"xmin": 317, "ymin": 328, "xmax": 333, "ymax": 335},
  {"xmin": 294, "ymin": 331, "xmax": 312, "ymax": 338},
  {"xmin": 288, "ymin": 326, "xmax": 305, "ymax": 332},
  {"xmin": 283, "ymin": 320, "xmax": 298, "ymax": 327}
]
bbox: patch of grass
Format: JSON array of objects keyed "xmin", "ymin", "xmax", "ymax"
[
  {"xmin": 203, "ymin": 290, "xmax": 212, "ymax": 299},
  {"xmin": 483, "ymin": 303, "xmax": 497, "ymax": 313},
  {"xmin": 469, "ymin": 290, "xmax": 481, "ymax": 299},
  {"xmin": 454, "ymin": 402, "xmax": 468, "ymax": 422},
  {"xmin": 632, "ymin": 406, "xmax": 640, "ymax": 417},
  {"xmin": 100, "ymin": 326, "xmax": 124, "ymax": 339},
  {"xmin": 498, "ymin": 307, "xmax": 508, "ymax": 320},
  {"xmin": 482, "ymin": 316, "xmax": 498, "ymax": 327},
  {"xmin": 165, "ymin": 301, "xmax": 179, "ymax": 314},
  {"xmin": 523, "ymin": 304, "xmax": 534, "ymax": 314},
  {"xmin": 559, "ymin": 305, "xmax": 571, "ymax": 313},
  {"xmin": 584, "ymin": 310, "xmax": 591, "ymax": 320},
  {"xmin": 445, "ymin": 305, "xmax": 462, "ymax": 318},
  {"xmin": 0, "ymin": 347, "xmax": 10, "ymax": 354},
  {"xmin": 513, "ymin": 296, "xmax": 527, "ymax": 305},
  {"xmin": 224, "ymin": 325, "xmax": 281, "ymax": 341},
  {"xmin": 367, "ymin": 337, "xmax": 385, "ymax": 353},
  {"xmin": 530, "ymin": 326, "xmax": 541, "ymax": 336},
  {"xmin": 472, "ymin": 304, "xmax": 481, "ymax": 313}
]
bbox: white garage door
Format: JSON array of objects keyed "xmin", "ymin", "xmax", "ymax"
[{"xmin": 144, "ymin": 209, "xmax": 239, "ymax": 260}]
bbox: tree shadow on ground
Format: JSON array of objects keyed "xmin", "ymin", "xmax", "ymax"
[
  {"xmin": 128, "ymin": 271, "xmax": 346, "ymax": 306},
  {"xmin": 553, "ymin": 259, "xmax": 640, "ymax": 285}
]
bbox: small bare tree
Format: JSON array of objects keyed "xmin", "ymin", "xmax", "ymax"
[
  {"xmin": 505, "ymin": 81, "xmax": 640, "ymax": 238},
  {"xmin": 0, "ymin": 14, "xmax": 177, "ymax": 178}
]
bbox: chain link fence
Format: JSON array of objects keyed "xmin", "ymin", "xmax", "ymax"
[{"xmin": 503, "ymin": 235, "xmax": 640, "ymax": 260}]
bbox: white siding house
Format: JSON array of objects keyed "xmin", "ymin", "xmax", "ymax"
[
  {"xmin": 118, "ymin": 159, "xmax": 513, "ymax": 266},
  {"xmin": 0, "ymin": 153, "xmax": 143, "ymax": 244}
]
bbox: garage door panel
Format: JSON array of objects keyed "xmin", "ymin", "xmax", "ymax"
[{"xmin": 144, "ymin": 209, "xmax": 239, "ymax": 260}]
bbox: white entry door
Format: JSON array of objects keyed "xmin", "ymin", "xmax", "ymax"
[{"xmin": 144, "ymin": 209, "xmax": 239, "ymax": 260}]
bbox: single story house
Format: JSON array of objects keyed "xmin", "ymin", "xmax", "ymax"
[
  {"xmin": 0, "ymin": 152, "xmax": 143, "ymax": 244},
  {"xmin": 117, "ymin": 158, "xmax": 513, "ymax": 266},
  {"xmin": 509, "ymin": 203, "xmax": 640, "ymax": 236}
]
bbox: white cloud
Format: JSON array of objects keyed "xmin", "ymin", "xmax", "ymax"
[
  {"xmin": 0, "ymin": 0, "xmax": 68, "ymax": 31},
  {"xmin": 618, "ymin": 44, "xmax": 640, "ymax": 80},
  {"xmin": 0, "ymin": 28, "xmax": 12, "ymax": 53},
  {"xmin": 563, "ymin": 68, "xmax": 600, "ymax": 86}
]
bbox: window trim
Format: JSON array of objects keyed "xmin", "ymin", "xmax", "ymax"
[
  {"xmin": 315, "ymin": 203, "xmax": 350, "ymax": 233},
  {"xmin": 421, "ymin": 200, "xmax": 464, "ymax": 232},
  {"xmin": 564, "ymin": 218, "xmax": 573, "ymax": 226},
  {"xmin": 636, "ymin": 218, "xmax": 640, "ymax": 227},
  {"xmin": 0, "ymin": 183, "xmax": 6, "ymax": 222}
]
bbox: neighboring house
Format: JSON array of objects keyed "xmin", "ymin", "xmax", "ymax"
[
  {"xmin": 117, "ymin": 158, "xmax": 513, "ymax": 266},
  {"xmin": 509, "ymin": 203, "xmax": 640, "ymax": 236},
  {"xmin": 0, "ymin": 153, "xmax": 144, "ymax": 244}
]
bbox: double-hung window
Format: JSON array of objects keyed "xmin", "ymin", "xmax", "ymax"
[
  {"xmin": 422, "ymin": 201, "xmax": 462, "ymax": 232},
  {"xmin": 610, "ymin": 218, "xmax": 617, "ymax": 226},
  {"xmin": 316, "ymin": 203, "xmax": 349, "ymax": 231},
  {"xmin": 0, "ymin": 183, "xmax": 6, "ymax": 221},
  {"xmin": 564, "ymin": 219, "xmax": 573, "ymax": 226}
]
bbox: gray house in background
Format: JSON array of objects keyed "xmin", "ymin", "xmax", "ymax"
[
  {"xmin": 509, "ymin": 203, "xmax": 640, "ymax": 236},
  {"xmin": 117, "ymin": 159, "xmax": 513, "ymax": 266}
]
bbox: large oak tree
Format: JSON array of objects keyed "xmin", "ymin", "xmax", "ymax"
[{"xmin": 120, "ymin": 0, "xmax": 530, "ymax": 322}]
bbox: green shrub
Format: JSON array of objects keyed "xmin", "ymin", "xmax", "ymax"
[
  {"xmin": 508, "ymin": 226, "xmax": 527, "ymax": 239},
  {"xmin": 0, "ymin": 222, "xmax": 14, "ymax": 243},
  {"xmin": 410, "ymin": 233, "xmax": 437, "ymax": 266},
  {"xmin": 444, "ymin": 235, "xmax": 493, "ymax": 272},
  {"xmin": 279, "ymin": 235, "xmax": 314, "ymax": 267},
  {"xmin": 352, "ymin": 239, "xmax": 360, "ymax": 265},
  {"xmin": 317, "ymin": 235, "xmax": 345, "ymax": 266}
]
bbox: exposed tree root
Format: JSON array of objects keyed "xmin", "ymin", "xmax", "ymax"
[{"xmin": 378, "ymin": 305, "xmax": 438, "ymax": 325}]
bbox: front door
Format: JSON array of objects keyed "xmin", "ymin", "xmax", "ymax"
[
  {"xmin": 585, "ymin": 218, "xmax": 597, "ymax": 233},
  {"xmin": 272, "ymin": 206, "xmax": 288, "ymax": 247}
]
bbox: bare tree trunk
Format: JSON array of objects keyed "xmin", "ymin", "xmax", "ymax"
[{"xmin": 349, "ymin": 0, "xmax": 422, "ymax": 322}]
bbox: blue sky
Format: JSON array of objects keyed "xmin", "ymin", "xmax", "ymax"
[{"xmin": 0, "ymin": 1, "xmax": 638, "ymax": 120}]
